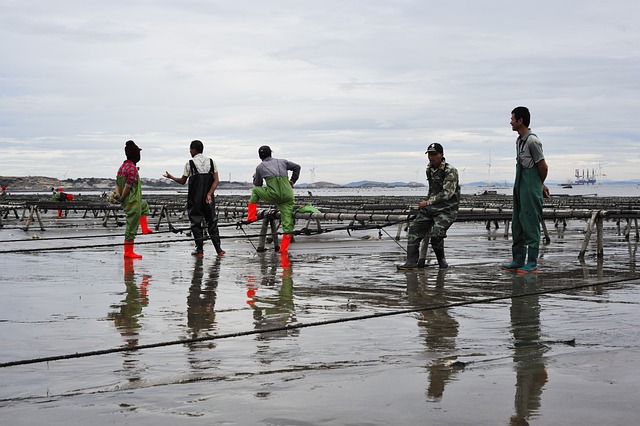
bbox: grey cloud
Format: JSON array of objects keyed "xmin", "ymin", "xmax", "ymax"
[{"xmin": 1, "ymin": 0, "xmax": 639, "ymax": 184}]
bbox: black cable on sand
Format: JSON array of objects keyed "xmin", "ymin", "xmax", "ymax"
[
  {"xmin": 0, "ymin": 220, "xmax": 407, "ymax": 254},
  {"xmin": 1, "ymin": 275, "xmax": 637, "ymax": 368}
]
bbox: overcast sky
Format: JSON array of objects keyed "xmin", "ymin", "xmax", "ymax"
[{"xmin": 1, "ymin": 0, "xmax": 639, "ymax": 185}]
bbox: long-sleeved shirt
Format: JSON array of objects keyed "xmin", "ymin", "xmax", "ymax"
[{"xmin": 253, "ymin": 157, "xmax": 300, "ymax": 187}]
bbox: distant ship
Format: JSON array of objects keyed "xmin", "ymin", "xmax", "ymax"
[{"xmin": 574, "ymin": 168, "xmax": 597, "ymax": 185}]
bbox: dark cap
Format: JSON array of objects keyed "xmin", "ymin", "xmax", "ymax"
[
  {"xmin": 425, "ymin": 143, "xmax": 443, "ymax": 154},
  {"xmin": 125, "ymin": 140, "xmax": 141, "ymax": 152},
  {"xmin": 125, "ymin": 140, "xmax": 142, "ymax": 163},
  {"xmin": 258, "ymin": 145, "xmax": 272, "ymax": 159}
]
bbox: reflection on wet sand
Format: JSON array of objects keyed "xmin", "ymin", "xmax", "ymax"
[
  {"xmin": 186, "ymin": 256, "xmax": 220, "ymax": 339},
  {"xmin": 3, "ymin": 212, "xmax": 640, "ymax": 424},
  {"xmin": 107, "ymin": 258, "xmax": 151, "ymax": 380},
  {"xmin": 405, "ymin": 269, "xmax": 460, "ymax": 402},
  {"xmin": 245, "ymin": 251, "xmax": 297, "ymax": 390},
  {"xmin": 509, "ymin": 273, "xmax": 548, "ymax": 425},
  {"xmin": 185, "ymin": 256, "xmax": 222, "ymax": 372},
  {"xmin": 627, "ymin": 239, "xmax": 638, "ymax": 273},
  {"xmin": 249, "ymin": 253, "xmax": 299, "ymax": 340},
  {"xmin": 248, "ymin": 253, "xmax": 297, "ymax": 341},
  {"xmin": 579, "ymin": 257, "xmax": 604, "ymax": 280}
]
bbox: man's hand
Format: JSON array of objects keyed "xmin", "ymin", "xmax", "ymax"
[
  {"xmin": 542, "ymin": 184, "xmax": 550, "ymax": 199},
  {"xmin": 419, "ymin": 200, "xmax": 435, "ymax": 214},
  {"xmin": 108, "ymin": 192, "xmax": 118, "ymax": 204}
]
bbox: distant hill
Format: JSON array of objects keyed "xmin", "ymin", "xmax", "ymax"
[
  {"xmin": 0, "ymin": 176, "xmax": 116, "ymax": 191},
  {"xmin": 296, "ymin": 181, "xmax": 343, "ymax": 189},
  {"xmin": 0, "ymin": 176, "xmax": 253, "ymax": 191},
  {"xmin": 343, "ymin": 180, "xmax": 425, "ymax": 188},
  {"xmin": 6, "ymin": 175, "xmax": 635, "ymax": 192},
  {"xmin": 1, "ymin": 175, "xmax": 426, "ymax": 191}
]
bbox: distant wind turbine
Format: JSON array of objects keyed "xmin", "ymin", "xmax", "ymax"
[
  {"xmin": 487, "ymin": 150, "xmax": 492, "ymax": 187},
  {"xmin": 310, "ymin": 163, "xmax": 316, "ymax": 183}
]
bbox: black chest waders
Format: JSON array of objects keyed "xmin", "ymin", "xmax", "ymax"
[{"xmin": 187, "ymin": 159, "xmax": 223, "ymax": 255}]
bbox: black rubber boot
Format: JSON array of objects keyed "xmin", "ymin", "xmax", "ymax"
[
  {"xmin": 397, "ymin": 244, "xmax": 420, "ymax": 270},
  {"xmin": 431, "ymin": 237, "xmax": 448, "ymax": 269},
  {"xmin": 207, "ymin": 217, "xmax": 224, "ymax": 255},
  {"xmin": 210, "ymin": 234, "xmax": 224, "ymax": 255},
  {"xmin": 433, "ymin": 248, "xmax": 448, "ymax": 269},
  {"xmin": 192, "ymin": 227, "xmax": 204, "ymax": 255}
]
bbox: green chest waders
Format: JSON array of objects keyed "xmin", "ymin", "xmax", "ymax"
[{"xmin": 512, "ymin": 163, "xmax": 543, "ymax": 265}]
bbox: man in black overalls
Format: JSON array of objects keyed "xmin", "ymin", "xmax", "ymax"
[{"xmin": 164, "ymin": 140, "xmax": 225, "ymax": 257}]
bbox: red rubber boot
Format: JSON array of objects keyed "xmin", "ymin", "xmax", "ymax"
[
  {"xmin": 246, "ymin": 202, "xmax": 258, "ymax": 223},
  {"xmin": 124, "ymin": 240, "xmax": 143, "ymax": 259},
  {"xmin": 140, "ymin": 215, "xmax": 153, "ymax": 234},
  {"xmin": 278, "ymin": 234, "xmax": 292, "ymax": 254}
]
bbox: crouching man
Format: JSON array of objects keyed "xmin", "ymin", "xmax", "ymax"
[{"xmin": 397, "ymin": 143, "xmax": 460, "ymax": 270}]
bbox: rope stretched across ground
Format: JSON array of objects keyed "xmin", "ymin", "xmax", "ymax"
[
  {"xmin": 1, "ymin": 275, "xmax": 637, "ymax": 368},
  {"xmin": 0, "ymin": 218, "xmax": 410, "ymax": 254}
]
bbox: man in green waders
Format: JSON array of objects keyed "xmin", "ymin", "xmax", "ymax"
[
  {"xmin": 115, "ymin": 140, "xmax": 153, "ymax": 259},
  {"xmin": 245, "ymin": 146, "xmax": 301, "ymax": 254},
  {"xmin": 502, "ymin": 106, "xmax": 550, "ymax": 273}
]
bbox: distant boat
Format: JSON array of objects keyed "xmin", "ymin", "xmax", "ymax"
[
  {"xmin": 561, "ymin": 183, "xmax": 573, "ymax": 189},
  {"xmin": 574, "ymin": 168, "xmax": 597, "ymax": 185}
]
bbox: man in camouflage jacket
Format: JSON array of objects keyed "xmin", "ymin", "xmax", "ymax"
[{"xmin": 398, "ymin": 143, "xmax": 460, "ymax": 270}]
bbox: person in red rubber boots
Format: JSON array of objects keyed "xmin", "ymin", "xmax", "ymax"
[
  {"xmin": 115, "ymin": 140, "xmax": 153, "ymax": 259},
  {"xmin": 245, "ymin": 146, "xmax": 300, "ymax": 254},
  {"xmin": 163, "ymin": 139, "xmax": 225, "ymax": 257},
  {"xmin": 52, "ymin": 187, "xmax": 73, "ymax": 218}
]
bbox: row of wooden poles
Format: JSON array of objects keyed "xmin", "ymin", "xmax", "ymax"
[{"xmin": 2, "ymin": 194, "xmax": 640, "ymax": 259}]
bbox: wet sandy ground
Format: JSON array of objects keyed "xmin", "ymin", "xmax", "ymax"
[{"xmin": 1, "ymin": 214, "xmax": 639, "ymax": 425}]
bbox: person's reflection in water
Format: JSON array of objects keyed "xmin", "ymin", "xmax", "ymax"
[
  {"xmin": 187, "ymin": 256, "xmax": 220, "ymax": 339},
  {"xmin": 107, "ymin": 258, "xmax": 152, "ymax": 381},
  {"xmin": 186, "ymin": 256, "xmax": 221, "ymax": 371},
  {"xmin": 405, "ymin": 269, "xmax": 459, "ymax": 402},
  {"xmin": 509, "ymin": 273, "xmax": 548, "ymax": 426},
  {"xmin": 628, "ymin": 238, "xmax": 637, "ymax": 274},
  {"xmin": 249, "ymin": 252, "xmax": 297, "ymax": 342}
]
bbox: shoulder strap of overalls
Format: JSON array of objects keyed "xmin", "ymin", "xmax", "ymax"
[
  {"xmin": 518, "ymin": 133, "xmax": 538, "ymax": 161},
  {"xmin": 519, "ymin": 133, "xmax": 537, "ymax": 150}
]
